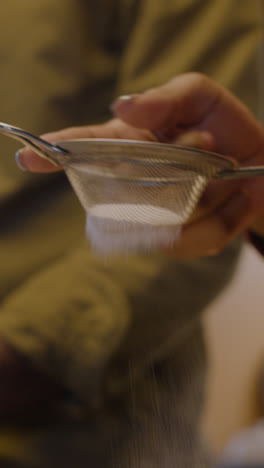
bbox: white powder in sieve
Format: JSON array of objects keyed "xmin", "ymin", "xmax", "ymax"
[
  {"xmin": 85, "ymin": 203, "xmax": 183, "ymax": 254},
  {"xmin": 88, "ymin": 203, "xmax": 184, "ymax": 225}
]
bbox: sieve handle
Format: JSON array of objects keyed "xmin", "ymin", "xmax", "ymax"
[
  {"xmin": 0, "ymin": 122, "xmax": 69, "ymax": 166},
  {"xmin": 216, "ymin": 166, "xmax": 264, "ymax": 180}
]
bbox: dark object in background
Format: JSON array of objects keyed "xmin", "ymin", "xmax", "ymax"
[{"xmin": 0, "ymin": 458, "xmax": 31, "ymax": 468}]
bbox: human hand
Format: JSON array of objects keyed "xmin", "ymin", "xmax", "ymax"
[
  {"xmin": 112, "ymin": 73, "xmax": 264, "ymax": 256},
  {"xmin": 16, "ymin": 119, "xmax": 159, "ymax": 173},
  {"xmin": 17, "ymin": 73, "xmax": 264, "ymax": 257},
  {"xmin": 17, "ymin": 116, "xmax": 212, "ymax": 170}
]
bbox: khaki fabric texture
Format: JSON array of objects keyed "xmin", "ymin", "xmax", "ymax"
[{"xmin": 0, "ymin": 0, "xmax": 261, "ymax": 467}]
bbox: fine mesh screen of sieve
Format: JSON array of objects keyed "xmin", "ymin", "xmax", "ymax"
[{"xmin": 58, "ymin": 139, "xmax": 235, "ymax": 254}]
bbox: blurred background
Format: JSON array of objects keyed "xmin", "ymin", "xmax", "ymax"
[{"xmin": 203, "ymin": 243, "xmax": 264, "ymax": 454}]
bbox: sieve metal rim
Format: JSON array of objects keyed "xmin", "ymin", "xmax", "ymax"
[{"xmin": 56, "ymin": 138, "xmax": 236, "ymax": 174}]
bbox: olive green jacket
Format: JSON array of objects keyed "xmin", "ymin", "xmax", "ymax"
[{"xmin": 0, "ymin": 1, "xmax": 261, "ymax": 467}]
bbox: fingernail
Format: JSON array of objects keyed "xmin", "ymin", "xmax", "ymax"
[
  {"xmin": 110, "ymin": 94, "xmax": 139, "ymax": 114},
  {"xmin": 15, "ymin": 149, "xmax": 27, "ymax": 171}
]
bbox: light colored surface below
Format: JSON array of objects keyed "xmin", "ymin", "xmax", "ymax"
[{"xmin": 202, "ymin": 244, "xmax": 264, "ymax": 454}]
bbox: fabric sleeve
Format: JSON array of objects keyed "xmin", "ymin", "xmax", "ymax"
[
  {"xmin": 114, "ymin": 0, "xmax": 261, "ymax": 114},
  {"xmin": 0, "ymin": 239, "xmax": 241, "ymax": 405}
]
